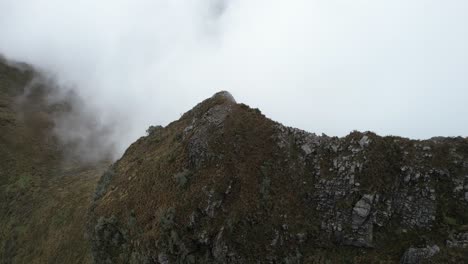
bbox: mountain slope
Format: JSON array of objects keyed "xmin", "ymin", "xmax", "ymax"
[
  {"xmin": 0, "ymin": 58, "xmax": 109, "ymax": 264},
  {"xmin": 89, "ymin": 91, "xmax": 468, "ymax": 263}
]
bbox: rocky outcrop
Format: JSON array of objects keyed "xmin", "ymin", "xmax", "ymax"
[
  {"xmin": 446, "ymin": 232, "xmax": 468, "ymax": 248},
  {"xmin": 88, "ymin": 91, "xmax": 468, "ymax": 263},
  {"xmin": 352, "ymin": 194, "xmax": 373, "ymax": 228},
  {"xmin": 400, "ymin": 245, "xmax": 440, "ymax": 264}
]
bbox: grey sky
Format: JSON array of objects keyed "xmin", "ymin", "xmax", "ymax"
[{"xmin": 0, "ymin": 0, "xmax": 467, "ymax": 157}]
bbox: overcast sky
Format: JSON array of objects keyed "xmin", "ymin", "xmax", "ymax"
[{"xmin": 0, "ymin": 0, "xmax": 467, "ymax": 157}]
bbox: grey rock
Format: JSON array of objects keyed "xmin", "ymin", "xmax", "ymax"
[
  {"xmin": 352, "ymin": 194, "xmax": 373, "ymax": 228},
  {"xmin": 359, "ymin": 135, "xmax": 370, "ymax": 148},
  {"xmin": 212, "ymin": 227, "xmax": 228, "ymax": 262},
  {"xmin": 301, "ymin": 144, "xmax": 312, "ymax": 155},
  {"xmin": 400, "ymin": 245, "xmax": 440, "ymax": 264},
  {"xmin": 212, "ymin": 90, "xmax": 236, "ymax": 103},
  {"xmin": 331, "ymin": 144, "xmax": 339, "ymax": 152},
  {"xmin": 447, "ymin": 232, "xmax": 468, "ymax": 248},
  {"xmin": 271, "ymin": 230, "xmax": 280, "ymax": 246},
  {"xmin": 453, "ymin": 179, "xmax": 464, "ymax": 193},
  {"xmin": 158, "ymin": 253, "xmax": 169, "ymax": 264}
]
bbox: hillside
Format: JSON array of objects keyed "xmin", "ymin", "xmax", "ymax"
[
  {"xmin": 89, "ymin": 91, "xmax": 468, "ymax": 263},
  {"xmin": 0, "ymin": 58, "xmax": 108, "ymax": 263},
  {"xmin": 2, "ymin": 56, "xmax": 468, "ymax": 263}
]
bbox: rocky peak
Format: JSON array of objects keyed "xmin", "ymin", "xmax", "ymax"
[
  {"xmin": 212, "ymin": 90, "xmax": 236, "ymax": 103},
  {"xmin": 180, "ymin": 91, "xmax": 236, "ymax": 121}
]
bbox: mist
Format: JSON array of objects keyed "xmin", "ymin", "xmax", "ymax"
[{"xmin": 1, "ymin": 0, "xmax": 468, "ymax": 160}]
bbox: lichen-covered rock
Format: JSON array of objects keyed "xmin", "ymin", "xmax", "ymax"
[{"xmin": 88, "ymin": 92, "xmax": 468, "ymax": 263}]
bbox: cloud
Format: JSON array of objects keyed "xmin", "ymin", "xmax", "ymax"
[{"xmin": 1, "ymin": 0, "xmax": 467, "ymax": 159}]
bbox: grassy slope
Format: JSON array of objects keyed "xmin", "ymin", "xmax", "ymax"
[{"xmin": 0, "ymin": 59, "xmax": 108, "ymax": 263}]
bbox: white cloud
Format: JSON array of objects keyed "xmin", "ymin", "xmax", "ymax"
[{"xmin": 1, "ymin": 0, "xmax": 467, "ymax": 159}]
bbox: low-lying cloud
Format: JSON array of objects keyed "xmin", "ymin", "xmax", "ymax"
[{"xmin": 1, "ymin": 0, "xmax": 467, "ymax": 160}]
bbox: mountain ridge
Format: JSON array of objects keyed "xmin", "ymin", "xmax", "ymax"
[{"xmin": 89, "ymin": 91, "xmax": 468, "ymax": 263}]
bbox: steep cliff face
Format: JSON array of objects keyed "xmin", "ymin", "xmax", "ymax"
[
  {"xmin": 89, "ymin": 92, "xmax": 468, "ymax": 263},
  {"xmin": 0, "ymin": 58, "xmax": 108, "ymax": 263}
]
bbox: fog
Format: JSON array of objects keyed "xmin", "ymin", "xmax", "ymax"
[{"xmin": 1, "ymin": 0, "xmax": 467, "ymax": 160}]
